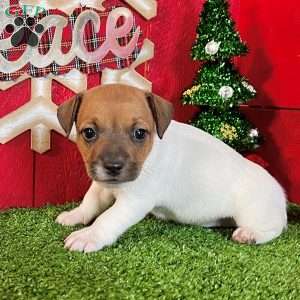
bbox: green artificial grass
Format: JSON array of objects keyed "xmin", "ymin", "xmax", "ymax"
[{"xmin": 1, "ymin": 203, "xmax": 300, "ymax": 300}]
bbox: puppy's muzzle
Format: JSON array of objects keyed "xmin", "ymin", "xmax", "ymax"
[{"xmin": 89, "ymin": 147, "xmax": 139, "ymax": 183}]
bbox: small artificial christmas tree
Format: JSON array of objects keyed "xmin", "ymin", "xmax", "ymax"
[{"xmin": 182, "ymin": 0, "xmax": 261, "ymax": 152}]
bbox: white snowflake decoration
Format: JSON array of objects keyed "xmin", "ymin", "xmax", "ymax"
[{"xmin": 0, "ymin": 70, "xmax": 85, "ymax": 153}]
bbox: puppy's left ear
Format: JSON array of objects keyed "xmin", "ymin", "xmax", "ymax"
[
  {"xmin": 57, "ymin": 93, "xmax": 83, "ymax": 137},
  {"xmin": 146, "ymin": 93, "xmax": 174, "ymax": 139}
]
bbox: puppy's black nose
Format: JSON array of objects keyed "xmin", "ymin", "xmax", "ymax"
[{"xmin": 103, "ymin": 161, "xmax": 124, "ymax": 177}]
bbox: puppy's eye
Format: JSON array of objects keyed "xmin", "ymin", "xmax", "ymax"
[
  {"xmin": 133, "ymin": 128, "xmax": 147, "ymax": 142},
  {"xmin": 82, "ymin": 128, "xmax": 97, "ymax": 142}
]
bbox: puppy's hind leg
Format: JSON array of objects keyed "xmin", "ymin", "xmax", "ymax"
[
  {"xmin": 56, "ymin": 182, "xmax": 114, "ymax": 226},
  {"xmin": 232, "ymin": 180, "xmax": 287, "ymax": 245}
]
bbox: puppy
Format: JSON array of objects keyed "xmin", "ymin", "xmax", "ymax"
[{"xmin": 56, "ymin": 84, "xmax": 287, "ymax": 253}]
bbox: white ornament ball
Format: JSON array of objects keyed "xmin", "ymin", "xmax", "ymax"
[
  {"xmin": 219, "ymin": 86, "xmax": 234, "ymax": 99},
  {"xmin": 249, "ymin": 128, "xmax": 259, "ymax": 138},
  {"xmin": 205, "ymin": 40, "xmax": 221, "ymax": 55},
  {"xmin": 242, "ymin": 81, "xmax": 256, "ymax": 94}
]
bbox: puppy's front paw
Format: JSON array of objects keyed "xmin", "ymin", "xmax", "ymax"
[
  {"xmin": 64, "ymin": 226, "xmax": 105, "ymax": 253},
  {"xmin": 56, "ymin": 208, "xmax": 84, "ymax": 226},
  {"xmin": 232, "ymin": 227, "xmax": 256, "ymax": 244}
]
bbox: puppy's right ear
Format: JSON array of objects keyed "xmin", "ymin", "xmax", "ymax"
[{"xmin": 57, "ymin": 93, "xmax": 83, "ymax": 137}]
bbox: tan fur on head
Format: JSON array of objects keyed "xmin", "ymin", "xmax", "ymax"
[{"xmin": 57, "ymin": 84, "xmax": 173, "ymax": 184}]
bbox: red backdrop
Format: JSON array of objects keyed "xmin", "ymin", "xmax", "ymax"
[{"xmin": 0, "ymin": 0, "xmax": 299, "ymax": 209}]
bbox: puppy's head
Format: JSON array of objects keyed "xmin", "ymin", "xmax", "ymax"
[{"xmin": 57, "ymin": 84, "xmax": 173, "ymax": 184}]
